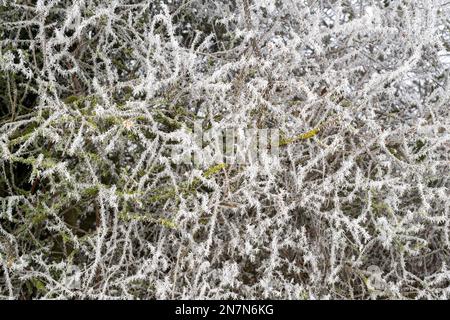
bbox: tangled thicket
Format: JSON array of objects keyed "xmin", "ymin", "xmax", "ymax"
[{"xmin": 1, "ymin": 0, "xmax": 449, "ymax": 299}]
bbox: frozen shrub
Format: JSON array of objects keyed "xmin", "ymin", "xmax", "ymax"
[{"xmin": 0, "ymin": 0, "xmax": 449, "ymax": 299}]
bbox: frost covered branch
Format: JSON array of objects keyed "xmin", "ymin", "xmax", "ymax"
[{"xmin": 0, "ymin": 0, "xmax": 449, "ymax": 299}]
